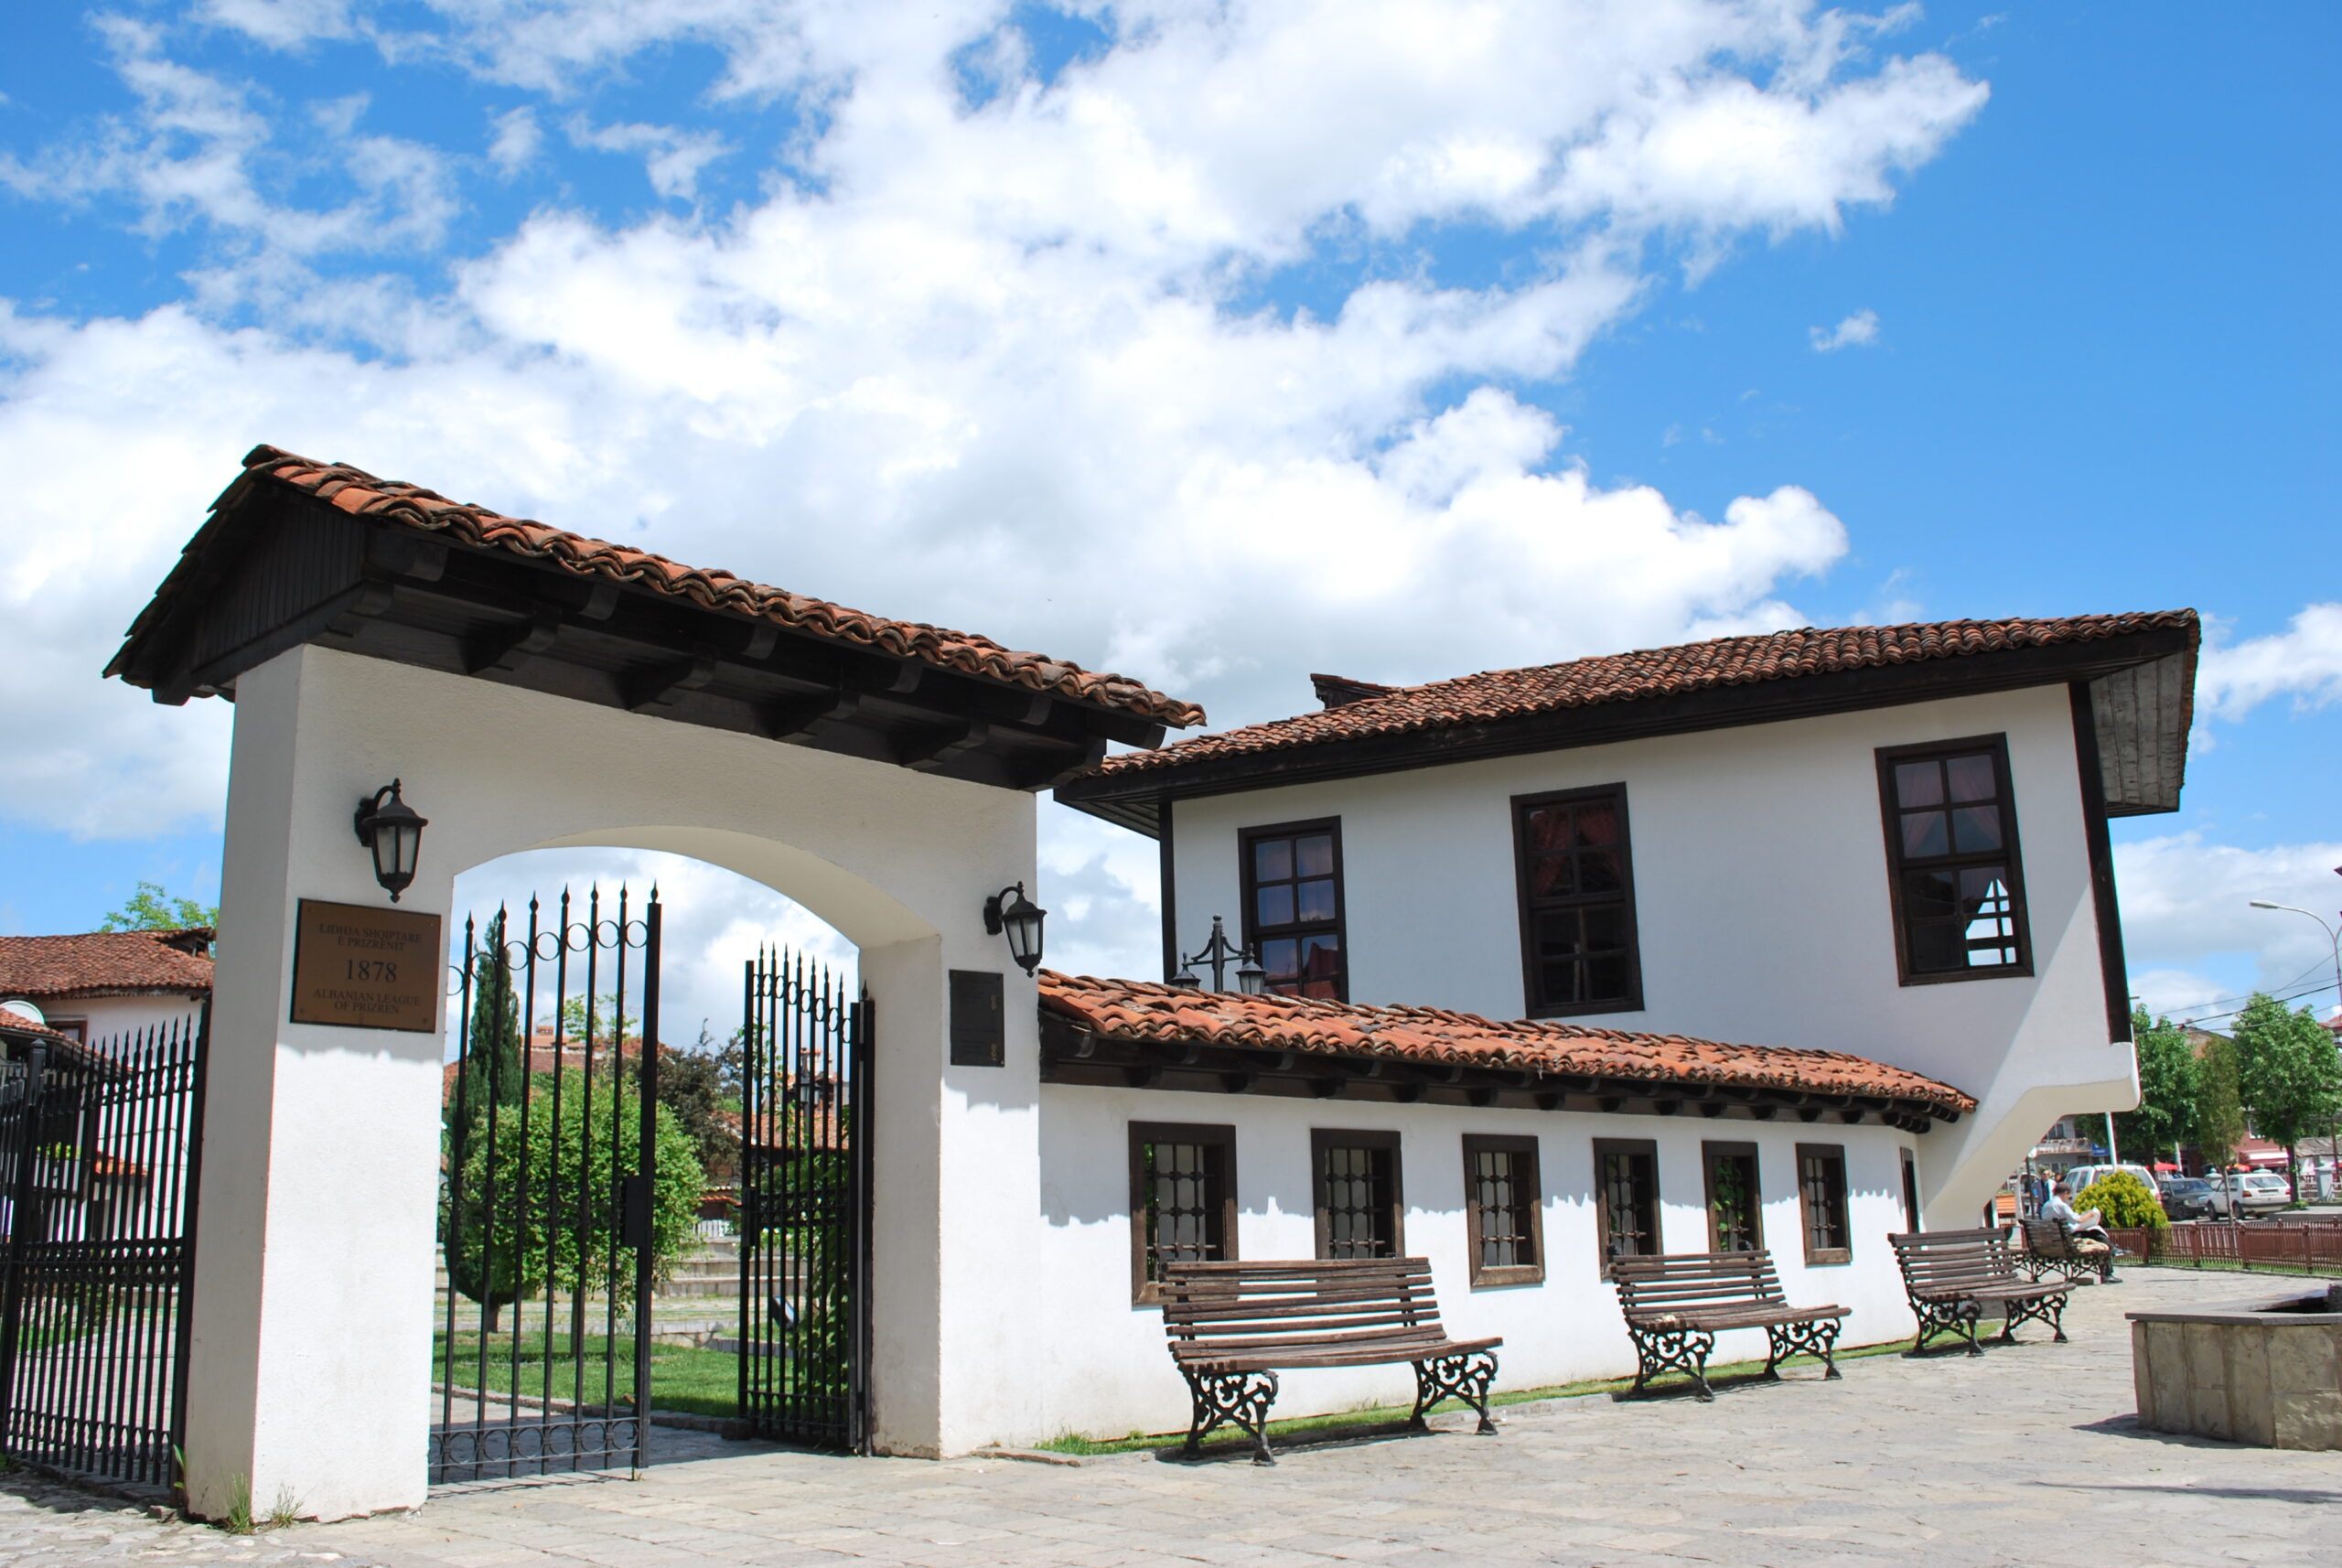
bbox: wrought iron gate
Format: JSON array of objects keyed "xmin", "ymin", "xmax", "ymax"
[
  {"xmin": 0, "ymin": 1008, "xmax": 209, "ymax": 1490},
  {"xmin": 738, "ymin": 950, "xmax": 870, "ymax": 1449},
  {"xmin": 433, "ymin": 886, "xmax": 661, "ymax": 1483}
]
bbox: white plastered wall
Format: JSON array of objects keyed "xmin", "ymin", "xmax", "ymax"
[
  {"xmin": 192, "ymin": 643, "xmax": 1043, "ymax": 1519},
  {"xmin": 38, "ymin": 994, "xmax": 204, "ymax": 1044},
  {"xmin": 1026, "ymin": 1085, "xmax": 1919, "ymax": 1442},
  {"xmin": 1166, "ymin": 685, "xmax": 2135, "ymax": 1228}
]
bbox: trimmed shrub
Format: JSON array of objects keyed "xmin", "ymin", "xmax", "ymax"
[{"xmin": 2074, "ymin": 1169, "xmax": 2168, "ymax": 1230}]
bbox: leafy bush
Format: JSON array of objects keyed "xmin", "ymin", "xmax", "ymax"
[{"xmin": 2074, "ymin": 1169, "xmax": 2168, "ymax": 1230}]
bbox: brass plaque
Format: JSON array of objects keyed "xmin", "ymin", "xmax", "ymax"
[{"xmin": 290, "ymin": 899, "xmax": 444, "ymax": 1032}]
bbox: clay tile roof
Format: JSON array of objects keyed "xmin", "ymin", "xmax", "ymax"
[
  {"xmin": 1039, "ymin": 972, "xmax": 1976, "ymax": 1117},
  {"xmin": 0, "ymin": 930, "xmax": 215, "ymax": 1002},
  {"xmin": 0, "ymin": 1009, "xmax": 85, "ymax": 1048},
  {"xmin": 225, "ymin": 446, "xmax": 1204, "ymax": 729},
  {"xmin": 1091, "ymin": 612, "xmax": 2197, "ymax": 778}
]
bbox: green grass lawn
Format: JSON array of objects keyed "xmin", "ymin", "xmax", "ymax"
[
  {"xmin": 434, "ymin": 1333, "xmax": 741, "ymax": 1419},
  {"xmin": 1036, "ymin": 1337, "xmax": 1925, "ymax": 1457}
]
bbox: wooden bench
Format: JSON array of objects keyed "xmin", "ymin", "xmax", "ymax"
[
  {"xmin": 1888, "ymin": 1227, "xmax": 2071, "ymax": 1355},
  {"xmin": 1609, "ymin": 1251, "xmax": 1845, "ymax": 1402},
  {"xmin": 1158, "ymin": 1257, "xmax": 1501, "ymax": 1465},
  {"xmin": 2018, "ymin": 1217, "xmax": 2115, "ymax": 1284}
]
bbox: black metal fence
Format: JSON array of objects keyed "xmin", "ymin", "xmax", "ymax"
[
  {"xmin": 738, "ymin": 950, "xmax": 870, "ymax": 1449},
  {"xmin": 433, "ymin": 886, "xmax": 660, "ymax": 1483},
  {"xmin": 0, "ymin": 1009, "xmax": 209, "ymax": 1490}
]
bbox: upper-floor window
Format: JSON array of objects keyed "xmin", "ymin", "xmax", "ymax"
[
  {"xmin": 1512, "ymin": 785, "xmax": 1642, "ymax": 1016},
  {"xmin": 1241, "ymin": 820, "xmax": 1346, "ymax": 1001},
  {"xmin": 1875, "ymin": 736, "xmax": 2031, "ymax": 983}
]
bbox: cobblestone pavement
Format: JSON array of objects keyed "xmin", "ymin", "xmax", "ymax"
[{"xmin": 5, "ymin": 1268, "xmax": 2337, "ymax": 1568}]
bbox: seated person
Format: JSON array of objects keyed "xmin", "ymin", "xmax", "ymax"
[{"xmin": 2042, "ymin": 1181, "xmax": 2116, "ymax": 1260}]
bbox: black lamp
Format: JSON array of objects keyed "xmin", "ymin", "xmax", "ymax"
[
  {"xmin": 354, "ymin": 779, "xmax": 428, "ymax": 902},
  {"xmin": 1173, "ymin": 915, "xmax": 1266, "ymax": 996},
  {"xmin": 983, "ymin": 882, "xmax": 1047, "ymax": 974}
]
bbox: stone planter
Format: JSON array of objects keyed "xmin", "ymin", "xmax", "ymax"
[{"xmin": 2130, "ymin": 1285, "xmax": 2342, "ymax": 1449}]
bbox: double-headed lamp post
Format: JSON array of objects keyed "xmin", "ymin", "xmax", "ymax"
[
  {"xmin": 2248, "ymin": 894, "xmax": 2342, "ymax": 1199},
  {"xmin": 1170, "ymin": 915, "xmax": 1268, "ymax": 996}
]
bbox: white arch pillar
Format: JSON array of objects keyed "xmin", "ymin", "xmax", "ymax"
[{"xmin": 188, "ymin": 644, "xmax": 1041, "ymax": 1519}]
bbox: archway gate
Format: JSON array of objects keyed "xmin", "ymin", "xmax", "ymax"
[
  {"xmin": 432, "ymin": 886, "xmax": 661, "ymax": 1484},
  {"xmin": 737, "ymin": 950, "xmax": 870, "ymax": 1450}
]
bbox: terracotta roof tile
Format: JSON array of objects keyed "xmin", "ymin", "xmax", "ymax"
[
  {"xmin": 0, "ymin": 930, "xmax": 214, "ymax": 1002},
  {"xmin": 1039, "ymin": 971, "xmax": 1976, "ymax": 1116},
  {"xmin": 228, "ymin": 445, "xmax": 1205, "ymax": 729},
  {"xmin": 1092, "ymin": 612, "xmax": 2197, "ymax": 778}
]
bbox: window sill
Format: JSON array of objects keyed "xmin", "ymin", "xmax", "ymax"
[
  {"xmin": 1803, "ymin": 1250, "xmax": 1853, "ymax": 1267},
  {"xmin": 1468, "ymin": 1265, "xmax": 1544, "ymax": 1289},
  {"xmin": 1525, "ymin": 997, "xmax": 1644, "ymax": 1021},
  {"xmin": 1897, "ymin": 963, "xmax": 2034, "ymax": 987}
]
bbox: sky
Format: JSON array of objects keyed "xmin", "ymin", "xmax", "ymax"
[{"xmin": 0, "ymin": 1, "xmax": 2335, "ymax": 1046}]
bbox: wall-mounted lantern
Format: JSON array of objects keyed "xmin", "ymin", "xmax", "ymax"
[
  {"xmin": 1170, "ymin": 915, "xmax": 1267, "ymax": 996},
  {"xmin": 353, "ymin": 779, "xmax": 428, "ymax": 902},
  {"xmin": 983, "ymin": 882, "xmax": 1047, "ymax": 974}
]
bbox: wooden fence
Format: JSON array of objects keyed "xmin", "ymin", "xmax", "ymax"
[{"xmin": 2103, "ymin": 1217, "xmax": 2342, "ymax": 1275}]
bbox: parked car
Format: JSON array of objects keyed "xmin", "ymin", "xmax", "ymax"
[
  {"xmin": 2062, "ymin": 1163, "xmax": 2162, "ymax": 1201},
  {"xmin": 2157, "ymin": 1176, "xmax": 2218, "ymax": 1220},
  {"xmin": 2206, "ymin": 1170, "xmax": 2294, "ymax": 1217}
]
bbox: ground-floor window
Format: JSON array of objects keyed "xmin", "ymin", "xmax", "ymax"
[
  {"xmin": 1798, "ymin": 1144, "xmax": 1852, "ymax": 1265},
  {"xmin": 1312, "ymin": 1129, "xmax": 1402, "ymax": 1259},
  {"xmin": 1900, "ymin": 1147, "xmax": 1922, "ymax": 1233},
  {"xmin": 1462, "ymin": 1134, "xmax": 1543, "ymax": 1286},
  {"xmin": 1130, "ymin": 1122, "xmax": 1237, "ymax": 1304},
  {"xmin": 1594, "ymin": 1137, "xmax": 1660, "ymax": 1275},
  {"xmin": 1702, "ymin": 1140, "xmax": 1763, "ymax": 1252}
]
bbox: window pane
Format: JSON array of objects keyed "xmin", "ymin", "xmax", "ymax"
[
  {"xmin": 1295, "ymin": 877, "xmax": 1338, "ymax": 923},
  {"xmin": 1585, "ymin": 955, "xmax": 1631, "ymax": 1001},
  {"xmin": 1527, "ymin": 806, "xmax": 1573, "ymax": 852},
  {"xmin": 1903, "ymin": 869, "xmax": 1958, "ymax": 918},
  {"xmin": 1295, "ymin": 834, "xmax": 1336, "ymax": 877},
  {"xmin": 1577, "ymin": 847, "xmax": 1623, "ymax": 893},
  {"xmin": 1574, "ymin": 804, "xmax": 1618, "ymax": 846},
  {"xmin": 1895, "ymin": 760, "xmax": 1943, "ymax": 808},
  {"xmin": 1900, "ymin": 810, "xmax": 1949, "ymax": 858},
  {"xmin": 1533, "ymin": 852, "xmax": 1575, "ymax": 897},
  {"xmin": 1951, "ymin": 805, "xmax": 2003, "ymax": 853},
  {"xmin": 1945, "ymin": 753, "xmax": 1996, "ymax": 802},
  {"xmin": 1582, "ymin": 905, "xmax": 1628, "ymax": 949},
  {"xmin": 1536, "ymin": 909, "xmax": 1586, "ymax": 957},
  {"xmin": 1300, "ymin": 934, "xmax": 1341, "ymax": 977},
  {"xmin": 1253, "ymin": 837, "xmax": 1293, "ymax": 882},
  {"xmin": 1255, "ymin": 884, "xmax": 1295, "ymax": 928},
  {"xmin": 1260, "ymin": 938, "xmax": 1298, "ymax": 982},
  {"xmin": 1299, "ymin": 977, "xmax": 1340, "ymax": 1000},
  {"xmin": 1908, "ymin": 920, "xmax": 1963, "ymax": 972}
]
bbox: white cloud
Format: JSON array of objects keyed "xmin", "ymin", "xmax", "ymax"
[
  {"xmin": 1810, "ymin": 307, "xmax": 1880, "ymax": 352},
  {"xmin": 2112, "ymin": 832, "xmax": 2342, "ymax": 1023},
  {"xmin": 2197, "ymin": 603, "xmax": 2342, "ymax": 721},
  {"xmin": 0, "ymin": 0, "xmax": 1980, "ymax": 859}
]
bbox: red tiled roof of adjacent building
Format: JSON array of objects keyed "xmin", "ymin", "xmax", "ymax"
[
  {"xmin": 0, "ymin": 929, "xmax": 215, "ymax": 1002},
  {"xmin": 1090, "ymin": 612, "xmax": 2197, "ymax": 778},
  {"xmin": 212, "ymin": 446, "xmax": 1204, "ymax": 728},
  {"xmin": 1038, "ymin": 971, "xmax": 1976, "ymax": 1116}
]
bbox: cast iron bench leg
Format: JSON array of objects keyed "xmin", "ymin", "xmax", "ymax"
[
  {"xmin": 1628, "ymin": 1324, "xmax": 1717, "ymax": 1401},
  {"xmin": 1182, "ymin": 1369, "xmax": 1280, "ymax": 1466},
  {"xmin": 1411, "ymin": 1350, "xmax": 1499, "ymax": 1434},
  {"xmin": 1764, "ymin": 1319, "xmax": 1842, "ymax": 1380}
]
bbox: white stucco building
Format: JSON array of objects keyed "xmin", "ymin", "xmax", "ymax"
[{"xmin": 99, "ymin": 442, "xmax": 2197, "ymax": 1516}]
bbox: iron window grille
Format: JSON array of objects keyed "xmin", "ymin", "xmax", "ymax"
[
  {"xmin": 1240, "ymin": 819, "xmax": 1347, "ymax": 1001},
  {"xmin": 1463, "ymin": 1133, "xmax": 1545, "ymax": 1287},
  {"xmin": 1594, "ymin": 1137, "xmax": 1660, "ymax": 1277},
  {"xmin": 1512, "ymin": 785, "xmax": 1643, "ymax": 1017},
  {"xmin": 1129, "ymin": 1122, "xmax": 1237, "ymax": 1305},
  {"xmin": 1311, "ymin": 1129, "xmax": 1403, "ymax": 1260},
  {"xmin": 1702, "ymin": 1141, "xmax": 1764, "ymax": 1253},
  {"xmin": 1875, "ymin": 736, "xmax": 2032, "ymax": 983},
  {"xmin": 1798, "ymin": 1144, "xmax": 1853, "ymax": 1265}
]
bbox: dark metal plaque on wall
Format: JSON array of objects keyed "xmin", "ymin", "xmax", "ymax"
[
  {"xmin": 948, "ymin": 969, "xmax": 1005, "ymax": 1067},
  {"xmin": 289, "ymin": 898, "xmax": 444, "ymax": 1032}
]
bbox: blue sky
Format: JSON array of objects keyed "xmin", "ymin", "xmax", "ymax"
[{"xmin": 0, "ymin": 2, "xmax": 2334, "ymax": 1036}]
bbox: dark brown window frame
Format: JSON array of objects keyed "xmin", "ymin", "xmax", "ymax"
[
  {"xmin": 1238, "ymin": 816, "xmax": 1349, "ymax": 1003},
  {"xmin": 1592, "ymin": 1136, "xmax": 1660, "ymax": 1278},
  {"xmin": 1128, "ymin": 1121, "xmax": 1238, "ymax": 1305},
  {"xmin": 1797, "ymin": 1143, "xmax": 1853, "ymax": 1266},
  {"xmin": 1874, "ymin": 734, "xmax": 2034, "ymax": 986},
  {"xmin": 1310, "ymin": 1128, "xmax": 1404, "ymax": 1261},
  {"xmin": 1510, "ymin": 783, "xmax": 1645, "ymax": 1018},
  {"xmin": 1701, "ymin": 1140, "xmax": 1764, "ymax": 1254},
  {"xmin": 1461, "ymin": 1133, "xmax": 1544, "ymax": 1287}
]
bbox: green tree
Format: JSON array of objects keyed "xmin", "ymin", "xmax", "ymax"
[
  {"xmin": 98, "ymin": 881, "xmax": 217, "ymax": 932},
  {"xmin": 444, "ymin": 912, "xmax": 531, "ymax": 1325},
  {"xmin": 2233, "ymin": 992, "xmax": 2342, "ymax": 1197},
  {"xmin": 558, "ymin": 992, "xmax": 639, "ymax": 1050},
  {"xmin": 660, "ymin": 1034, "xmax": 739, "ymax": 1181},
  {"xmin": 2073, "ymin": 1168, "xmax": 2168, "ymax": 1230},
  {"xmin": 445, "ymin": 1069, "xmax": 704, "ymax": 1329},
  {"xmin": 2194, "ymin": 1030, "xmax": 2248, "ymax": 1175},
  {"xmin": 2118, "ymin": 1006, "xmax": 2200, "ymax": 1163}
]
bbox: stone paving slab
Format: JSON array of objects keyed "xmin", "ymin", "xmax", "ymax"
[{"xmin": 4, "ymin": 1269, "xmax": 2338, "ymax": 1567}]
